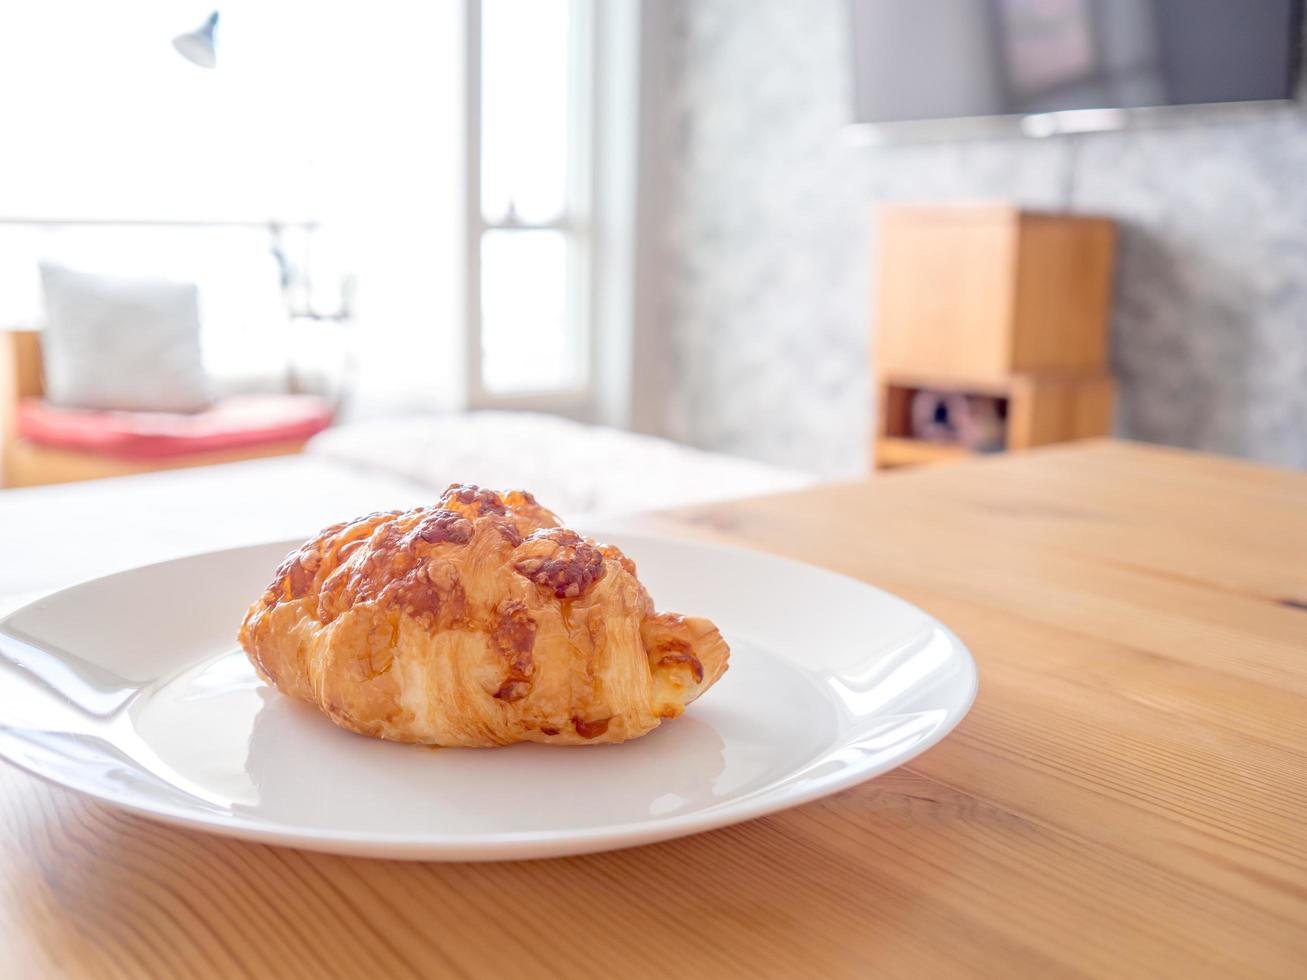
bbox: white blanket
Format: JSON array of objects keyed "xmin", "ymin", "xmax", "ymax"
[
  {"xmin": 306, "ymin": 411, "xmax": 813, "ymax": 517},
  {"xmin": 1, "ymin": 412, "xmax": 814, "ymax": 611}
]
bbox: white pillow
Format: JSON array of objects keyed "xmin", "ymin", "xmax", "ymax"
[{"xmin": 39, "ymin": 263, "xmax": 211, "ymax": 413}]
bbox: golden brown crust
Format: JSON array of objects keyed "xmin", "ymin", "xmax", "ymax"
[
  {"xmin": 512, "ymin": 527, "xmax": 607, "ymax": 599},
  {"xmin": 238, "ymin": 486, "xmax": 729, "ymax": 746}
]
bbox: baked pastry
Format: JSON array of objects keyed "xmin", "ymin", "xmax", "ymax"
[{"xmin": 238, "ymin": 485, "xmax": 729, "ymax": 746}]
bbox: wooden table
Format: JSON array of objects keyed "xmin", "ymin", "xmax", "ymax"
[{"xmin": 2, "ymin": 440, "xmax": 1305, "ymax": 978}]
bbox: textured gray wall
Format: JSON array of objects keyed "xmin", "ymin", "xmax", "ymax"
[{"xmin": 657, "ymin": 0, "xmax": 1307, "ymax": 474}]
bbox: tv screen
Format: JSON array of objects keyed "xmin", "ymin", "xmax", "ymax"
[{"xmin": 849, "ymin": 0, "xmax": 1303, "ymax": 126}]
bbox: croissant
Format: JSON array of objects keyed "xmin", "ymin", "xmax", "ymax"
[{"xmin": 237, "ymin": 485, "xmax": 729, "ymax": 746}]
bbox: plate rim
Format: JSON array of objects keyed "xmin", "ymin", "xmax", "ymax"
[{"xmin": 0, "ymin": 530, "xmax": 978, "ymax": 860}]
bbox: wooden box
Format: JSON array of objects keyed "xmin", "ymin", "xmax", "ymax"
[{"xmin": 875, "ymin": 204, "xmax": 1115, "ymax": 382}]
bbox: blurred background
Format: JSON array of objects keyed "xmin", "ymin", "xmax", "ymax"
[{"xmin": 0, "ymin": 0, "xmax": 1303, "ymax": 527}]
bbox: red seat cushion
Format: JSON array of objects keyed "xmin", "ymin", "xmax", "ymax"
[{"xmin": 18, "ymin": 395, "xmax": 334, "ymax": 461}]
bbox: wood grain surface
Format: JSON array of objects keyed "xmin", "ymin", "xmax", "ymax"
[{"xmin": 3, "ymin": 440, "xmax": 1306, "ymax": 978}]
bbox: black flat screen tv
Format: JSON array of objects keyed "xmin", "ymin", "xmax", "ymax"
[{"xmin": 848, "ymin": 0, "xmax": 1303, "ymax": 134}]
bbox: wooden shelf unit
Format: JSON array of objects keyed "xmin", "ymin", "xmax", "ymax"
[
  {"xmin": 875, "ymin": 371, "xmax": 1115, "ymax": 470},
  {"xmin": 876, "ymin": 436, "xmax": 975, "ymax": 470},
  {"xmin": 872, "ymin": 204, "xmax": 1117, "ymax": 470}
]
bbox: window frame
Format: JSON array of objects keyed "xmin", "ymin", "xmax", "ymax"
[{"xmin": 463, "ymin": 0, "xmax": 597, "ymax": 414}]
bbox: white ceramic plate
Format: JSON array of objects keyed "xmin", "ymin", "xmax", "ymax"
[{"xmin": 0, "ymin": 531, "xmax": 976, "ymax": 861}]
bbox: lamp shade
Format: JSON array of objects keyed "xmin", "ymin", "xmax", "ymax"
[{"xmin": 173, "ymin": 11, "xmax": 219, "ymax": 69}]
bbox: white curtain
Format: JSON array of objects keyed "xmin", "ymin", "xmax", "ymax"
[{"xmin": 0, "ymin": 1, "xmax": 465, "ymax": 411}]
